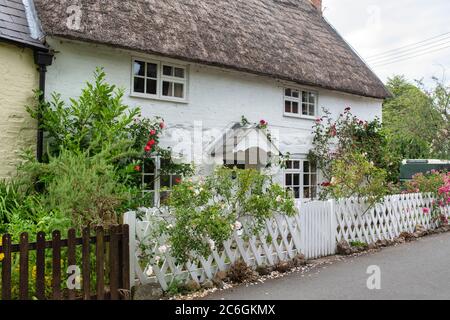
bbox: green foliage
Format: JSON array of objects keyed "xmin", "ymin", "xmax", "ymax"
[
  {"xmin": 27, "ymin": 68, "xmax": 140, "ymax": 157},
  {"xmin": 383, "ymin": 75, "xmax": 449, "ymax": 161},
  {"xmin": 309, "ymin": 108, "xmax": 398, "ymax": 183},
  {"xmin": 350, "ymin": 241, "xmax": 367, "ymax": 248},
  {"xmin": 322, "ymin": 151, "xmax": 388, "ymax": 209},
  {"xmin": 159, "ymin": 168, "xmax": 296, "ymax": 264}
]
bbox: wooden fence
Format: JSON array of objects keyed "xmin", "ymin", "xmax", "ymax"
[{"xmin": 0, "ymin": 225, "xmax": 130, "ymax": 300}]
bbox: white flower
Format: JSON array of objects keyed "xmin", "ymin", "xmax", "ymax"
[
  {"xmin": 166, "ymin": 224, "xmax": 174, "ymax": 229},
  {"xmin": 154, "ymin": 255, "xmax": 161, "ymax": 263},
  {"xmin": 194, "ymin": 189, "xmax": 200, "ymax": 196},
  {"xmin": 208, "ymin": 239, "xmax": 216, "ymax": 251},
  {"xmin": 234, "ymin": 221, "xmax": 243, "ymax": 230},
  {"xmin": 158, "ymin": 245, "xmax": 168, "ymax": 254},
  {"xmin": 276, "ymin": 195, "xmax": 283, "ymax": 203},
  {"xmin": 146, "ymin": 266, "xmax": 154, "ymax": 276},
  {"xmin": 237, "ymin": 229, "xmax": 244, "ymax": 236},
  {"xmin": 331, "ymin": 177, "xmax": 337, "ymax": 185}
]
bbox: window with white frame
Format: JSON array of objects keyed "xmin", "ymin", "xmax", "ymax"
[
  {"xmin": 284, "ymin": 88, "xmax": 317, "ymax": 117},
  {"xmin": 132, "ymin": 59, "xmax": 187, "ymax": 100},
  {"xmin": 142, "ymin": 157, "xmax": 182, "ymax": 206},
  {"xmin": 284, "ymin": 160, "xmax": 318, "ymax": 200}
]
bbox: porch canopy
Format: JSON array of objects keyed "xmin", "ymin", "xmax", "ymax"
[{"xmin": 206, "ymin": 122, "xmax": 282, "ymax": 169}]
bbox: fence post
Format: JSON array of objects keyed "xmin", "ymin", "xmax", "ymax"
[
  {"xmin": 123, "ymin": 211, "xmax": 136, "ymax": 289},
  {"xmin": 329, "ymin": 199, "xmax": 337, "ymax": 254}
]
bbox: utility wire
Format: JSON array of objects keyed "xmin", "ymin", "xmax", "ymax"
[
  {"xmin": 368, "ymin": 39, "xmax": 450, "ymax": 64},
  {"xmin": 366, "ymin": 31, "xmax": 450, "ymax": 59},
  {"xmin": 371, "ymin": 44, "xmax": 450, "ymax": 68},
  {"xmin": 367, "ymin": 37, "xmax": 450, "ymax": 63}
]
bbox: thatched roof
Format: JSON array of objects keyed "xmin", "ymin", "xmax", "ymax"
[{"xmin": 32, "ymin": 0, "xmax": 390, "ymax": 99}]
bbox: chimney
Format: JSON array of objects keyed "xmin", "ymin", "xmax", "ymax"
[{"xmin": 310, "ymin": 0, "xmax": 322, "ymax": 13}]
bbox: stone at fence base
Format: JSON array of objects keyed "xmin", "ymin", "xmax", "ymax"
[
  {"xmin": 367, "ymin": 243, "xmax": 378, "ymax": 251},
  {"xmin": 201, "ymin": 279, "xmax": 215, "ymax": 290},
  {"xmin": 414, "ymin": 225, "xmax": 428, "ymax": 237},
  {"xmin": 275, "ymin": 261, "xmax": 294, "ymax": 273},
  {"xmin": 293, "ymin": 254, "xmax": 307, "ymax": 267},
  {"xmin": 336, "ymin": 240, "xmax": 352, "ymax": 255},
  {"xmin": 133, "ymin": 283, "xmax": 164, "ymax": 300},
  {"xmin": 185, "ymin": 280, "xmax": 202, "ymax": 292},
  {"xmin": 256, "ymin": 265, "xmax": 271, "ymax": 276}
]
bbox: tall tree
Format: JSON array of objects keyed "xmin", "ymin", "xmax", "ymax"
[{"xmin": 383, "ymin": 76, "xmax": 444, "ymax": 160}]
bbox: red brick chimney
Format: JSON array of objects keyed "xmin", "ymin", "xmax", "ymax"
[{"xmin": 310, "ymin": 0, "xmax": 322, "ymax": 13}]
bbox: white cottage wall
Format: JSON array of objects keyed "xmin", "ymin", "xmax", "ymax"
[{"xmin": 44, "ymin": 38, "xmax": 382, "ymax": 182}]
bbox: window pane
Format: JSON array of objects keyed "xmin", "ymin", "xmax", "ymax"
[
  {"xmin": 285, "ymin": 88, "xmax": 292, "ymax": 97},
  {"xmin": 174, "ymin": 83, "xmax": 184, "ymax": 98},
  {"xmin": 172, "ymin": 175, "xmax": 181, "ymax": 185},
  {"xmin": 286, "ymin": 174, "xmax": 292, "ymax": 185},
  {"xmin": 162, "ymin": 81, "xmax": 173, "ymax": 96},
  {"xmin": 293, "ymin": 161, "xmax": 300, "ymax": 169},
  {"xmin": 161, "ymin": 175, "xmax": 171, "ymax": 188},
  {"xmin": 285, "ymin": 101, "xmax": 291, "ymax": 113},
  {"xmin": 293, "ymin": 174, "xmax": 300, "ymax": 186},
  {"xmin": 146, "ymin": 79, "xmax": 157, "ymax": 95},
  {"xmin": 302, "ymin": 103, "xmax": 308, "ymax": 115},
  {"xmin": 309, "ymin": 92, "xmax": 316, "ymax": 105},
  {"xmin": 163, "ymin": 65, "xmax": 173, "ymax": 76},
  {"xmin": 292, "ymin": 90, "xmax": 299, "ymax": 98},
  {"xmin": 134, "ymin": 77, "xmax": 145, "ymax": 93},
  {"xmin": 144, "ymin": 160, "xmax": 155, "ymax": 173},
  {"xmin": 294, "ymin": 187, "xmax": 300, "ymax": 199},
  {"xmin": 309, "ymin": 104, "xmax": 315, "ymax": 116},
  {"xmin": 174, "ymin": 67, "xmax": 185, "ymax": 78},
  {"xmin": 304, "ymin": 174, "xmax": 310, "ymax": 186},
  {"xmin": 304, "ymin": 187, "xmax": 310, "ymax": 199},
  {"xmin": 292, "ymin": 101, "xmax": 299, "ymax": 114},
  {"xmin": 286, "ymin": 161, "xmax": 292, "ymax": 169},
  {"xmin": 147, "ymin": 63, "xmax": 158, "ymax": 78},
  {"xmin": 143, "ymin": 175, "xmax": 155, "ymax": 190},
  {"xmin": 304, "ymin": 161, "xmax": 310, "ymax": 173},
  {"xmin": 302, "ymin": 91, "xmax": 308, "ymax": 103},
  {"xmin": 134, "ymin": 61, "xmax": 145, "ymax": 76}
]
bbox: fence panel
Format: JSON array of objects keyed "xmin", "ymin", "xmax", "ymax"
[{"xmin": 0, "ymin": 225, "xmax": 130, "ymax": 300}]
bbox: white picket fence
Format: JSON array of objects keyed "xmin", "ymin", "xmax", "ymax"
[{"xmin": 124, "ymin": 193, "xmax": 449, "ymax": 289}]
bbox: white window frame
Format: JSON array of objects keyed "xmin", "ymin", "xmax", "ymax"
[
  {"xmin": 283, "ymin": 87, "xmax": 318, "ymax": 120},
  {"xmin": 141, "ymin": 156, "xmax": 183, "ymax": 207},
  {"xmin": 284, "ymin": 158, "xmax": 318, "ymax": 200},
  {"xmin": 131, "ymin": 57, "xmax": 189, "ymax": 103}
]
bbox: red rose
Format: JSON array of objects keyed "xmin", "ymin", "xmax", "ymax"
[
  {"xmin": 144, "ymin": 145, "xmax": 151, "ymax": 152},
  {"xmin": 260, "ymin": 120, "xmax": 267, "ymax": 126},
  {"xmin": 321, "ymin": 182, "xmax": 331, "ymax": 187},
  {"xmin": 147, "ymin": 139, "xmax": 156, "ymax": 146},
  {"xmin": 150, "ymin": 130, "xmax": 156, "ymax": 136},
  {"xmin": 160, "ymin": 122, "xmax": 165, "ymax": 129},
  {"xmin": 134, "ymin": 165, "xmax": 141, "ymax": 172},
  {"xmin": 175, "ymin": 178, "xmax": 182, "ymax": 184}
]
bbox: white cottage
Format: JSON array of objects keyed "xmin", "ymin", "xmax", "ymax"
[{"xmin": 26, "ymin": 0, "xmax": 390, "ymax": 203}]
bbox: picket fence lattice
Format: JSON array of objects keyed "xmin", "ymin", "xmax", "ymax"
[{"xmin": 124, "ymin": 193, "xmax": 449, "ymax": 289}]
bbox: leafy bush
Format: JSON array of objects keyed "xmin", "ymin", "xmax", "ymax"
[
  {"xmin": 153, "ymin": 168, "xmax": 296, "ymax": 264},
  {"xmin": 320, "ymin": 151, "xmax": 388, "ymax": 209},
  {"xmin": 309, "ymin": 107, "xmax": 398, "ymax": 183}
]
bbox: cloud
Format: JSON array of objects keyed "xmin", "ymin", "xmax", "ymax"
[{"xmin": 323, "ymin": 0, "xmax": 450, "ymax": 86}]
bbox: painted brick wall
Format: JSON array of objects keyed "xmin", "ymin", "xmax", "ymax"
[{"xmin": 0, "ymin": 42, "xmax": 38, "ymax": 179}]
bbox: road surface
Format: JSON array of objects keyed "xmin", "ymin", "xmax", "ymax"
[{"xmin": 205, "ymin": 232, "xmax": 450, "ymax": 300}]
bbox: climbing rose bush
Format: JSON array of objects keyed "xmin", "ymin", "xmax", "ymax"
[{"xmin": 406, "ymin": 171, "xmax": 450, "ymax": 225}]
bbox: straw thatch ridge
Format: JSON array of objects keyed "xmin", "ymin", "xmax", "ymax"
[{"xmin": 33, "ymin": 0, "xmax": 390, "ymax": 99}]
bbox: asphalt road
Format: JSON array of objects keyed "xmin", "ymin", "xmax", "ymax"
[{"xmin": 205, "ymin": 232, "xmax": 450, "ymax": 300}]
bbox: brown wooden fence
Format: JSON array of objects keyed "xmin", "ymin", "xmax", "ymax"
[{"xmin": 0, "ymin": 225, "xmax": 130, "ymax": 300}]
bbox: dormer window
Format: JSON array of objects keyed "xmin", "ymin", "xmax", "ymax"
[{"xmin": 284, "ymin": 88, "xmax": 317, "ymax": 118}]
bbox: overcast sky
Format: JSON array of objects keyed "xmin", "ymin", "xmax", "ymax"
[{"xmin": 322, "ymin": 0, "xmax": 450, "ymax": 87}]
